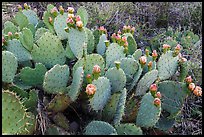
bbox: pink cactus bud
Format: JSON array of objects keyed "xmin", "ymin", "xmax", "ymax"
[
  {"xmin": 51, "ymin": 7, "xmax": 58, "ymax": 14},
  {"xmin": 127, "ymin": 25, "xmax": 131, "ymax": 30},
  {"xmin": 139, "ymin": 56, "xmax": 147, "ymax": 65},
  {"xmin": 85, "ymin": 84, "xmax": 97, "ymax": 96},
  {"xmin": 17, "ymin": 5, "xmax": 22, "ymax": 11},
  {"xmin": 163, "ymin": 44, "xmax": 170, "ymax": 49},
  {"xmin": 76, "ymin": 21, "xmax": 83, "ymax": 28},
  {"xmin": 122, "ymin": 36, "xmax": 127, "ymax": 42},
  {"xmin": 118, "ymin": 30, "xmax": 122, "ymax": 35},
  {"xmin": 124, "ymin": 41, "xmax": 128, "ymax": 47},
  {"xmin": 150, "ymin": 84, "xmax": 158, "ymax": 93},
  {"xmin": 152, "ymin": 50, "xmax": 158, "ymax": 58},
  {"xmin": 193, "ymin": 86, "xmax": 202, "ymax": 96},
  {"xmin": 154, "ymin": 98, "xmax": 161, "ymax": 107},
  {"xmin": 68, "ymin": 13, "xmax": 74, "ymax": 19},
  {"xmin": 188, "ymin": 83, "xmax": 196, "ymax": 91},
  {"xmin": 8, "ymin": 32, "xmax": 13, "ymax": 37},
  {"xmin": 48, "ymin": 17, "xmax": 53, "ymax": 24},
  {"xmin": 111, "ymin": 33, "xmax": 116, "ymax": 38},
  {"xmin": 178, "ymin": 53, "xmax": 182, "ymax": 59},
  {"xmin": 156, "ymin": 92, "xmax": 161, "ymax": 99},
  {"xmin": 145, "ymin": 49, "xmax": 149, "ymax": 56},
  {"xmin": 92, "ymin": 65, "xmax": 101, "ymax": 74},
  {"xmin": 66, "ymin": 18, "xmax": 74, "ymax": 24},
  {"xmin": 24, "ymin": 3, "xmax": 28, "ymax": 9},
  {"xmin": 148, "ymin": 61, "xmax": 153, "ymax": 68},
  {"xmin": 2, "ymin": 36, "xmax": 5, "ymax": 43},
  {"xmin": 75, "ymin": 15, "xmax": 81, "ymax": 22},
  {"xmin": 115, "ymin": 34, "xmax": 121, "ymax": 41},
  {"xmin": 175, "ymin": 44, "xmax": 181, "ymax": 51},
  {"xmin": 99, "ymin": 26, "xmax": 105, "ymax": 31},
  {"xmin": 185, "ymin": 76, "xmax": 193, "ymax": 84},
  {"xmin": 179, "ymin": 57, "xmax": 187, "ymax": 63},
  {"xmin": 131, "ymin": 27, "xmax": 135, "ymax": 32},
  {"xmin": 67, "ymin": 7, "xmax": 74, "ymax": 13},
  {"xmin": 86, "ymin": 74, "xmax": 91, "ymax": 79}
]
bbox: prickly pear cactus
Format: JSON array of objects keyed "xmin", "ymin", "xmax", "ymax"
[
  {"xmin": 14, "ymin": 12, "xmax": 29, "ymax": 30},
  {"xmin": 2, "ymin": 51, "xmax": 18, "ymax": 83},
  {"xmin": 157, "ymin": 51, "xmax": 179, "ymax": 80},
  {"xmin": 123, "ymin": 33, "xmax": 137, "ymax": 55},
  {"xmin": 3, "ymin": 21, "xmax": 18, "ymax": 35},
  {"xmin": 84, "ymin": 27, "xmax": 95, "ymax": 54},
  {"xmin": 135, "ymin": 70, "xmax": 158, "ymax": 96},
  {"xmin": 96, "ymin": 34, "xmax": 107, "ymax": 56},
  {"xmin": 34, "ymin": 27, "xmax": 49, "ymax": 41},
  {"xmin": 105, "ymin": 43, "xmax": 125, "ymax": 68},
  {"xmin": 54, "ymin": 13, "xmax": 68, "ymax": 40},
  {"xmin": 43, "ymin": 64, "xmax": 70, "ymax": 94},
  {"xmin": 2, "ymin": 90, "xmax": 36, "ymax": 135},
  {"xmin": 31, "ymin": 32, "xmax": 66, "ymax": 68},
  {"xmin": 136, "ymin": 92, "xmax": 161, "ymax": 128},
  {"xmin": 6, "ymin": 39, "xmax": 32, "ymax": 62},
  {"xmin": 77, "ymin": 6, "xmax": 88, "ymax": 27},
  {"xmin": 19, "ymin": 28, "xmax": 34, "ymax": 51},
  {"xmin": 132, "ymin": 49, "xmax": 142, "ymax": 61},
  {"xmin": 158, "ymin": 81, "xmax": 190, "ymax": 117},
  {"xmin": 89, "ymin": 77, "xmax": 111, "ymax": 111},
  {"xmin": 19, "ymin": 63, "xmax": 47, "ymax": 86},
  {"xmin": 115, "ymin": 123, "xmax": 143, "ymax": 135},
  {"xmin": 84, "ymin": 121, "xmax": 117, "ymax": 135},
  {"xmin": 22, "ymin": 9, "xmax": 39, "ymax": 26}
]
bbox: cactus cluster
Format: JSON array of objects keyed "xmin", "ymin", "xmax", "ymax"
[{"xmin": 2, "ymin": 3, "xmax": 202, "ymax": 135}]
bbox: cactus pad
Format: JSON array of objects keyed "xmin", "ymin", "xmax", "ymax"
[
  {"xmin": 34, "ymin": 27, "xmax": 49, "ymax": 41},
  {"xmin": 84, "ymin": 121, "xmax": 117, "ymax": 135},
  {"xmin": 52, "ymin": 112, "xmax": 69, "ymax": 131},
  {"xmin": 19, "ymin": 28, "xmax": 34, "ymax": 51},
  {"xmin": 123, "ymin": 33, "xmax": 137, "ymax": 55},
  {"xmin": 132, "ymin": 49, "xmax": 142, "ymax": 61},
  {"xmin": 96, "ymin": 34, "xmax": 107, "ymax": 56},
  {"xmin": 105, "ymin": 43, "xmax": 125, "ymax": 68},
  {"xmin": 43, "ymin": 64, "xmax": 70, "ymax": 94},
  {"xmin": 19, "ymin": 63, "xmax": 47, "ymax": 86},
  {"xmin": 31, "ymin": 32, "xmax": 66, "ymax": 68},
  {"xmin": 54, "ymin": 13, "xmax": 68, "ymax": 40},
  {"xmin": 135, "ymin": 70, "xmax": 158, "ymax": 96},
  {"xmin": 22, "ymin": 9, "xmax": 39, "ymax": 26},
  {"xmin": 2, "ymin": 90, "xmax": 36, "ymax": 135},
  {"xmin": 3, "ymin": 21, "xmax": 18, "ymax": 35},
  {"xmin": 105, "ymin": 67, "xmax": 126, "ymax": 93},
  {"xmin": 89, "ymin": 77, "xmax": 111, "ymax": 111},
  {"xmin": 6, "ymin": 39, "xmax": 32, "ymax": 62},
  {"xmin": 158, "ymin": 81, "xmax": 190, "ymax": 117},
  {"xmin": 42, "ymin": 11, "xmax": 55, "ymax": 34},
  {"xmin": 2, "ymin": 51, "xmax": 18, "ymax": 83},
  {"xmin": 157, "ymin": 51, "xmax": 179, "ymax": 80},
  {"xmin": 65, "ymin": 41, "xmax": 76, "ymax": 59},
  {"xmin": 136, "ymin": 92, "xmax": 161, "ymax": 128},
  {"xmin": 77, "ymin": 7, "xmax": 88, "ymax": 27},
  {"xmin": 67, "ymin": 67, "xmax": 84, "ymax": 102},
  {"xmin": 115, "ymin": 123, "xmax": 143, "ymax": 135},
  {"xmin": 14, "ymin": 12, "xmax": 29, "ymax": 30},
  {"xmin": 84, "ymin": 27, "xmax": 95, "ymax": 53}
]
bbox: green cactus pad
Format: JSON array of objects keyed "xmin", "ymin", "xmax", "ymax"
[
  {"xmin": 54, "ymin": 13, "xmax": 68, "ymax": 40},
  {"xmin": 143, "ymin": 55, "xmax": 157, "ymax": 73},
  {"xmin": 115, "ymin": 123, "xmax": 143, "ymax": 135},
  {"xmin": 162, "ymin": 39, "xmax": 178, "ymax": 49},
  {"xmin": 2, "ymin": 90, "xmax": 36, "ymax": 135},
  {"xmin": 67, "ymin": 67, "xmax": 84, "ymax": 102},
  {"xmin": 158, "ymin": 81, "xmax": 190, "ymax": 117},
  {"xmin": 96, "ymin": 34, "xmax": 107, "ymax": 56},
  {"xmin": 13, "ymin": 74, "xmax": 32, "ymax": 90},
  {"xmin": 3, "ymin": 21, "xmax": 18, "ymax": 35},
  {"xmin": 84, "ymin": 121, "xmax": 117, "ymax": 135},
  {"xmin": 93, "ymin": 29, "xmax": 100, "ymax": 47},
  {"xmin": 102, "ymin": 88, "xmax": 127, "ymax": 125},
  {"xmin": 77, "ymin": 6, "xmax": 88, "ymax": 27},
  {"xmin": 135, "ymin": 70, "xmax": 158, "ymax": 96},
  {"xmin": 65, "ymin": 41, "xmax": 76, "ymax": 59},
  {"xmin": 178, "ymin": 61, "xmax": 189, "ymax": 82},
  {"xmin": 84, "ymin": 27, "xmax": 95, "ymax": 54},
  {"xmin": 2, "ymin": 51, "xmax": 18, "ymax": 83},
  {"xmin": 120, "ymin": 57, "xmax": 139, "ymax": 83},
  {"xmin": 155, "ymin": 113, "xmax": 175, "ymax": 131},
  {"xmin": 19, "ymin": 63, "xmax": 47, "ymax": 86},
  {"xmin": 136, "ymin": 92, "xmax": 161, "ymax": 128},
  {"xmin": 52, "ymin": 112, "xmax": 69, "ymax": 131},
  {"xmin": 8, "ymin": 85, "xmax": 29, "ymax": 98},
  {"xmin": 42, "ymin": 11, "xmax": 55, "ymax": 34},
  {"xmin": 89, "ymin": 77, "xmax": 111, "ymax": 111},
  {"xmin": 73, "ymin": 54, "xmax": 105, "ymax": 78},
  {"xmin": 6, "ymin": 39, "xmax": 32, "ymax": 62},
  {"xmin": 45, "ymin": 124, "xmax": 70, "ymax": 135},
  {"xmin": 31, "ymin": 32, "xmax": 66, "ymax": 68},
  {"xmin": 129, "ymin": 63, "xmax": 143, "ymax": 92},
  {"xmin": 26, "ymin": 23, "xmax": 36, "ymax": 36},
  {"xmin": 34, "ymin": 27, "xmax": 49, "ymax": 41},
  {"xmin": 157, "ymin": 51, "xmax": 179, "ymax": 80},
  {"xmin": 22, "ymin": 9, "xmax": 39, "ymax": 26},
  {"xmin": 19, "ymin": 28, "xmax": 34, "ymax": 51},
  {"xmin": 67, "ymin": 28, "xmax": 87, "ymax": 59},
  {"xmin": 123, "ymin": 33, "xmax": 137, "ymax": 55},
  {"xmin": 43, "ymin": 64, "xmax": 69, "ymax": 94},
  {"xmin": 36, "ymin": 20, "xmax": 46, "ymax": 30},
  {"xmin": 105, "ymin": 43, "xmax": 125, "ymax": 68},
  {"xmin": 46, "ymin": 93, "xmax": 72, "ymax": 113},
  {"xmin": 14, "ymin": 12, "xmax": 29, "ymax": 30},
  {"xmin": 132, "ymin": 49, "xmax": 142, "ymax": 61},
  {"xmin": 105, "ymin": 67, "xmax": 126, "ymax": 93}
]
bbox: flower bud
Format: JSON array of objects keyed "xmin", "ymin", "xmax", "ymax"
[
  {"xmin": 85, "ymin": 84, "xmax": 96, "ymax": 96},
  {"xmin": 66, "ymin": 18, "xmax": 74, "ymax": 25},
  {"xmin": 67, "ymin": 7, "xmax": 74, "ymax": 14},
  {"xmin": 104, "ymin": 40, "xmax": 110, "ymax": 47},
  {"xmin": 48, "ymin": 17, "xmax": 53, "ymax": 25},
  {"xmin": 75, "ymin": 15, "xmax": 81, "ymax": 22},
  {"xmin": 24, "ymin": 3, "xmax": 28, "ymax": 10},
  {"xmin": 193, "ymin": 86, "xmax": 202, "ymax": 96},
  {"xmin": 114, "ymin": 61, "xmax": 121, "ymax": 69},
  {"xmin": 76, "ymin": 21, "xmax": 83, "ymax": 28},
  {"xmin": 118, "ymin": 30, "xmax": 122, "ymax": 35},
  {"xmin": 86, "ymin": 74, "xmax": 92, "ymax": 84},
  {"xmin": 131, "ymin": 27, "xmax": 135, "ymax": 34},
  {"xmin": 179, "ymin": 57, "xmax": 187, "ymax": 63},
  {"xmin": 156, "ymin": 92, "xmax": 161, "ymax": 99},
  {"xmin": 64, "ymin": 27, "xmax": 69, "ymax": 33},
  {"xmin": 139, "ymin": 56, "xmax": 147, "ymax": 66},
  {"xmin": 152, "ymin": 50, "xmax": 158, "ymax": 61},
  {"xmin": 68, "ymin": 13, "xmax": 74, "ymax": 19},
  {"xmin": 163, "ymin": 44, "xmax": 171, "ymax": 53},
  {"xmin": 59, "ymin": 6, "xmax": 64, "ymax": 15},
  {"xmin": 185, "ymin": 76, "xmax": 193, "ymax": 84},
  {"xmin": 150, "ymin": 84, "xmax": 158, "ymax": 93},
  {"xmin": 175, "ymin": 44, "xmax": 181, "ymax": 51},
  {"xmin": 124, "ymin": 41, "xmax": 128, "ymax": 47},
  {"xmin": 121, "ymin": 36, "xmax": 127, "ymax": 43},
  {"xmin": 14, "ymin": 32, "xmax": 19, "ymax": 39},
  {"xmin": 154, "ymin": 98, "xmax": 161, "ymax": 107},
  {"xmin": 148, "ymin": 61, "xmax": 153, "ymax": 71},
  {"xmin": 50, "ymin": 7, "xmax": 58, "ymax": 17},
  {"xmin": 188, "ymin": 83, "xmax": 196, "ymax": 91},
  {"xmin": 92, "ymin": 65, "xmax": 101, "ymax": 74},
  {"xmin": 145, "ymin": 49, "xmax": 149, "ymax": 56},
  {"xmin": 17, "ymin": 5, "xmax": 22, "ymax": 11}
]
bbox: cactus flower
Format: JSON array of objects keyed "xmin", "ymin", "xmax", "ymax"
[
  {"xmin": 150, "ymin": 84, "xmax": 158, "ymax": 93},
  {"xmin": 92, "ymin": 65, "xmax": 101, "ymax": 74},
  {"xmin": 85, "ymin": 84, "xmax": 96, "ymax": 96},
  {"xmin": 111, "ymin": 33, "xmax": 116, "ymax": 38},
  {"xmin": 99, "ymin": 26, "xmax": 105, "ymax": 31},
  {"xmin": 153, "ymin": 98, "xmax": 161, "ymax": 107},
  {"xmin": 67, "ymin": 7, "xmax": 74, "ymax": 13},
  {"xmin": 76, "ymin": 21, "xmax": 83, "ymax": 28},
  {"xmin": 152, "ymin": 50, "xmax": 158, "ymax": 61},
  {"xmin": 188, "ymin": 83, "xmax": 196, "ymax": 91},
  {"xmin": 75, "ymin": 15, "xmax": 81, "ymax": 22},
  {"xmin": 185, "ymin": 76, "xmax": 193, "ymax": 84},
  {"xmin": 156, "ymin": 92, "xmax": 161, "ymax": 99},
  {"xmin": 139, "ymin": 56, "xmax": 147, "ymax": 66},
  {"xmin": 8, "ymin": 32, "xmax": 13, "ymax": 37},
  {"xmin": 193, "ymin": 86, "xmax": 202, "ymax": 96}
]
